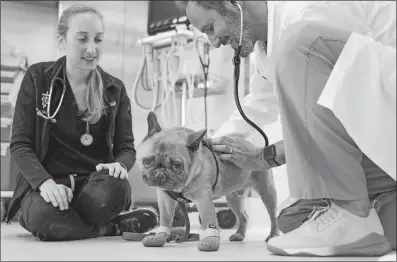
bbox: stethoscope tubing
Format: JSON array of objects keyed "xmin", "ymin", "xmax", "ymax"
[{"xmin": 233, "ymin": 2, "xmax": 270, "ymax": 147}]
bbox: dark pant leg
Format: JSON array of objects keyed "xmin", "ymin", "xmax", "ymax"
[
  {"xmin": 19, "ymin": 170, "xmax": 131, "ymax": 241},
  {"xmin": 72, "ymin": 170, "xmax": 132, "ymax": 225},
  {"xmin": 270, "ymin": 21, "xmax": 369, "ymax": 200},
  {"xmin": 276, "ymin": 199, "xmax": 328, "ymax": 234},
  {"xmin": 20, "ymin": 190, "xmax": 99, "ymax": 241}
]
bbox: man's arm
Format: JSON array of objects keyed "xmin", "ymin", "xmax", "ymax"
[{"xmin": 212, "ymin": 137, "xmax": 285, "ymax": 171}]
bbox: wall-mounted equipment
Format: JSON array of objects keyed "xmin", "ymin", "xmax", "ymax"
[{"xmin": 147, "ymin": 1, "xmax": 189, "ymax": 36}]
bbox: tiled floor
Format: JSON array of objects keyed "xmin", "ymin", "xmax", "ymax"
[{"xmin": 1, "ymin": 213, "xmax": 396, "ymax": 261}]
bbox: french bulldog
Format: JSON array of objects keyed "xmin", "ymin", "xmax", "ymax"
[{"xmin": 136, "ymin": 112, "xmax": 280, "ymax": 251}]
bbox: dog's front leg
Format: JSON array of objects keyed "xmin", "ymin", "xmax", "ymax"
[
  {"xmin": 142, "ymin": 189, "xmax": 177, "ymax": 247},
  {"xmin": 195, "ymin": 197, "xmax": 220, "ymax": 252}
]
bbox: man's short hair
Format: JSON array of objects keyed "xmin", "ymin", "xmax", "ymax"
[{"xmin": 174, "ymin": 1, "xmax": 229, "ymax": 16}]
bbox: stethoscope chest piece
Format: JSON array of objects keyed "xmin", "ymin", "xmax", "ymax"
[
  {"xmin": 80, "ymin": 133, "xmax": 93, "ymax": 146},
  {"xmin": 80, "ymin": 121, "xmax": 94, "ymax": 146}
]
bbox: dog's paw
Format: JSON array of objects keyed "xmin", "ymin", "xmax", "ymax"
[
  {"xmin": 142, "ymin": 233, "xmax": 167, "ymax": 247},
  {"xmin": 229, "ymin": 232, "xmax": 246, "ymax": 242},
  {"xmin": 198, "ymin": 236, "xmax": 220, "ymax": 252},
  {"xmin": 265, "ymin": 232, "xmax": 280, "ymax": 243}
]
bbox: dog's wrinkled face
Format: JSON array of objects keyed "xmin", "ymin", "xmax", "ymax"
[
  {"xmin": 138, "ymin": 138, "xmax": 189, "ymax": 191},
  {"xmin": 136, "ymin": 112, "xmax": 206, "ymax": 191}
]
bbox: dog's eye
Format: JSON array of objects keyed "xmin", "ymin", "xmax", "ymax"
[
  {"xmin": 172, "ymin": 162, "xmax": 183, "ymax": 171},
  {"xmin": 142, "ymin": 157, "xmax": 154, "ymax": 167}
]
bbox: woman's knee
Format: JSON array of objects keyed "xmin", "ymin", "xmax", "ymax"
[
  {"xmin": 86, "ymin": 170, "xmax": 131, "ymax": 204},
  {"xmin": 74, "ymin": 171, "xmax": 132, "ymax": 224},
  {"xmin": 101, "ymin": 173, "xmax": 132, "ymax": 201}
]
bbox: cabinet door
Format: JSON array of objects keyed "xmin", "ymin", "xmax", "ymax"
[{"xmin": 58, "ymin": 1, "xmax": 126, "ymax": 80}]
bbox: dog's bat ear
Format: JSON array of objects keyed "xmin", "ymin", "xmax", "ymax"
[
  {"xmin": 187, "ymin": 129, "xmax": 207, "ymax": 151},
  {"xmin": 147, "ymin": 111, "xmax": 162, "ymax": 137}
]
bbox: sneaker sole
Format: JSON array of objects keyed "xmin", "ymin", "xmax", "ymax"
[
  {"xmin": 118, "ymin": 208, "xmax": 159, "ymax": 233},
  {"xmin": 267, "ymin": 233, "xmax": 392, "ymax": 257}
]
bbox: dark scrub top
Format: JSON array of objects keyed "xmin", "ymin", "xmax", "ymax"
[{"xmin": 42, "ymin": 77, "xmax": 111, "ymax": 178}]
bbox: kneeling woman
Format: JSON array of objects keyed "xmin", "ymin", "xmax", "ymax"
[{"xmin": 5, "ymin": 4, "xmax": 158, "ymax": 241}]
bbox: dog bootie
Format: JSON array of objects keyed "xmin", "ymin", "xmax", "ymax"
[
  {"xmin": 142, "ymin": 227, "xmax": 170, "ymax": 247},
  {"xmin": 142, "ymin": 234, "xmax": 167, "ymax": 247},
  {"xmin": 198, "ymin": 236, "xmax": 220, "ymax": 251},
  {"xmin": 198, "ymin": 227, "xmax": 220, "ymax": 251}
]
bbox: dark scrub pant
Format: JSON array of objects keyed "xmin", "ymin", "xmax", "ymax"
[{"xmin": 19, "ymin": 170, "xmax": 131, "ymax": 241}]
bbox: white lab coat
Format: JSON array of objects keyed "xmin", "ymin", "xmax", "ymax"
[{"xmin": 213, "ymin": 1, "xmax": 396, "ymax": 213}]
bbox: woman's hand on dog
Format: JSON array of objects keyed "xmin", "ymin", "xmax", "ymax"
[
  {"xmin": 96, "ymin": 162, "xmax": 129, "ymax": 179},
  {"xmin": 211, "ymin": 136, "xmax": 270, "ymax": 171}
]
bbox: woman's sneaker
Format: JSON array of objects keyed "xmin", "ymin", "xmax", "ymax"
[{"xmin": 113, "ymin": 207, "xmax": 159, "ymax": 234}]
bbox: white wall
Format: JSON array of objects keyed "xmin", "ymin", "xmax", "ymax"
[{"xmin": 1, "ymin": 1, "xmax": 59, "ymax": 65}]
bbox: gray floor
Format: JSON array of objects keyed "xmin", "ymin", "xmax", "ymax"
[{"xmin": 1, "ymin": 211, "xmax": 396, "ymax": 261}]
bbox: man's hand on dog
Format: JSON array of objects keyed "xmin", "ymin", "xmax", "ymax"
[{"xmin": 212, "ymin": 136, "xmax": 270, "ymax": 171}]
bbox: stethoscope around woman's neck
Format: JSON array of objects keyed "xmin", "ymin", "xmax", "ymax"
[
  {"xmin": 231, "ymin": 1, "xmax": 269, "ymax": 147},
  {"xmin": 36, "ymin": 64, "xmax": 67, "ymax": 123},
  {"xmin": 36, "ymin": 63, "xmax": 94, "ymax": 147}
]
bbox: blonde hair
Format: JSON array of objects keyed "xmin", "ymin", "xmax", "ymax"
[
  {"xmin": 81, "ymin": 69, "xmax": 105, "ymax": 124},
  {"xmin": 58, "ymin": 4, "xmax": 106, "ymax": 124}
]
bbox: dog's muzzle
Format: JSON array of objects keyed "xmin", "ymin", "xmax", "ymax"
[{"xmin": 143, "ymin": 171, "xmax": 168, "ymax": 186}]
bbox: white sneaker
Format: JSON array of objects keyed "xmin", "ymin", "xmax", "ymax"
[{"xmin": 267, "ymin": 201, "xmax": 392, "ymax": 256}]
